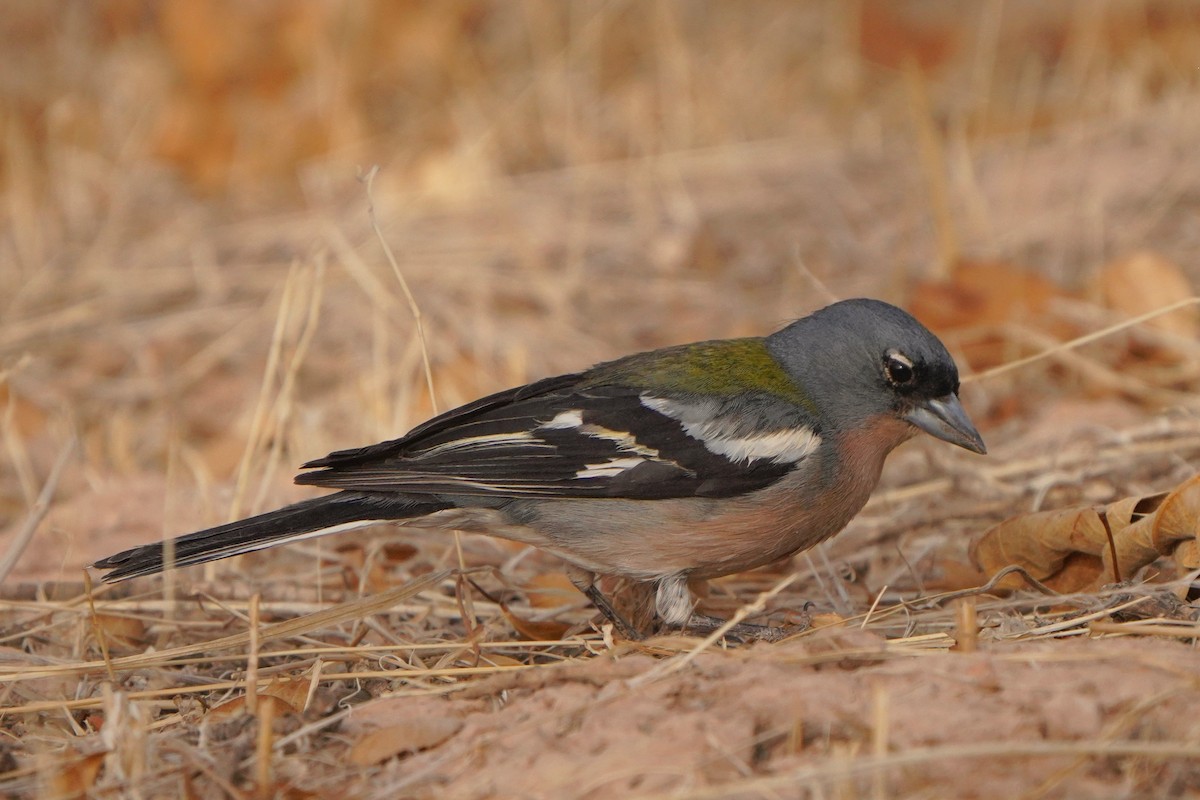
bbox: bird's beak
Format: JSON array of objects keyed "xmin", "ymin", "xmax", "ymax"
[{"xmin": 904, "ymin": 394, "xmax": 987, "ymax": 454}]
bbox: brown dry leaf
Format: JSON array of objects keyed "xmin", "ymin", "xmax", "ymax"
[
  {"xmin": 206, "ymin": 677, "xmax": 309, "ymax": 721},
  {"xmin": 1144, "ymin": 474, "xmax": 1200, "ymax": 555},
  {"xmin": 970, "ymin": 507, "xmax": 1111, "ymax": 591},
  {"xmin": 0, "ymin": 383, "xmax": 47, "ymax": 439},
  {"xmin": 525, "ymin": 573, "xmax": 585, "ymax": 609},
  {"xmin": 1099, "ymin": 493, "xmax": 1172, "ymax": 582},
  {"xmin": 1092, "ymin": 478, "xmax": 1200, "ymax": 583},
  {"xmin": 858, "ymin": 0, "xmax": 957, "ymax": 71},
  {"xmin": 261, "ymin": 677, "xmax": 310, "ymax": 713},
  {"xmin": 93, "ymin": 613, "xmax": 147, "ymax": 653},
  {"xmin": 1047, "ymin": 553, "xmax": 1106, "ymax": 594},
  {"xmin": 206, "ymin": 693, "xmax": 290, "ymax": 722},
  {"xmin": 908, "ymin": 260, "xmax": 1075, "ymax": 370},
  {"xmin": 152, "ymin": 0, "xmax": 329, "ymax": 190},
  {"xmin": 205, "ymin": 695, "xmax": 251, "ymax": 721},
  {"xmin": 334, "ymin": 542, "xmax": 367, "ymax": 570},
  {"xmin": 927, "ymin": 557, "xmax": 990, "ymax": 592},
  {"xmin": 809, "ymin": 613, "xmax": 847, "ymax": 630},
  {"xmin": 332, "ymin": 543, "xmax": 394, "ymax": 593},
  {"xmin": 972, "ymin": 476, "xmax": 1200, "ymax": 593},
  {"xmin": 381, "ymin": 542, "xmax": 418, "ymax": 564},
  {"xmin": 48, "ymin": 752, "xmax": 105, "ymax": 798},
  {"xmin": 500, "ymin": 603, "xmax": 572, "ymax": 642},
  {"xmin": 1097, "ymin": 250, "xmax": 1198, "ymax": 339},
  {"xmin": 1100, "ymin": 492, "xmax": 1166, "ymax": 537},
  {"xmin": 1173, "ymin": 540, "xmax": 1200, "ymax": 570},
  {"xmin": 347, "ymin": 717, "xmax": 463, "ymax": 766},
  {"xmin": 910, "ymin": 260, "xmax": 1067, "ymax": 331}
]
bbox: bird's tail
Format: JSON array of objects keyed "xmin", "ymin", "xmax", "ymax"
[{"xmin": 93, "ymin": 491, "xmax": 450, "ymax": 582}]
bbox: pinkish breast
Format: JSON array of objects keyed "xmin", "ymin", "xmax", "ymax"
[{"xmin": 627, "ymin": 413, "xmax": 916, "ymax": 579}]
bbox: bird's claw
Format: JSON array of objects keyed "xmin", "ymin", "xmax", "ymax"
[{"xmin": 677, "ymin": 613, "xmax": 810, "ymax": 643}]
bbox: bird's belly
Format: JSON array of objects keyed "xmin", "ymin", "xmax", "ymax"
[{"xmin": 500, "ymin": 465, "xmax": 879, "ymax": 581}]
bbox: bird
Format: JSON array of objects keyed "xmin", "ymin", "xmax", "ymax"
[{"xmin": 94, "ymin": 298, "xmax": 985, "ymax": 640}]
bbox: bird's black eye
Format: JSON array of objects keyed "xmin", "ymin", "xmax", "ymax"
[{"xmin": 885, "ymin": 352, "xmax": 915, "ymax": 386}]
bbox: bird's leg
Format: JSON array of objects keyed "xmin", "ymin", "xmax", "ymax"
[
  {"xmin": 566, "ymin": 565, "xmax": 644, "ymax": 640},
  {"xmin": 678, "ymin": 612, "xmax": 798, "ymax": 643},
  {"xmin": 654, "ymin": 573, "xmax": 697, "ymax": 628}
]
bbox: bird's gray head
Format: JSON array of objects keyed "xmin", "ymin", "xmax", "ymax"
[{"xmin": 766, "ymin": 298, "xmax": 986, "ymax": 454}]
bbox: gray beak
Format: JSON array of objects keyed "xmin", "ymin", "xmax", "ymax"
[{"xmin": 904, "ymin": 394, "xmax": 987, "ymax": 454}]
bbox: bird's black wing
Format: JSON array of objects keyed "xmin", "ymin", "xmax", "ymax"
[{"xmin": 296, "ymin": 378, "xmax": 820, "ymax": 500}]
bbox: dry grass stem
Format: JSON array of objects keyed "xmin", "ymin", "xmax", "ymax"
[
  {"xmin": 0, "ymin": 437, "xmax": 74, "ymax": 583},
  {"xmin": 965, "ymin": 297, "xmax": 1200, "ymax": 384}
]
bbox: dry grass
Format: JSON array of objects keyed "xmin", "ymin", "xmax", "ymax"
[{"xmin": 4, "ymin": 2, "xmax": 1200, "ymax": 798}]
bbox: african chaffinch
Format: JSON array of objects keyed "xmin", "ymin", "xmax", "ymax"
[{"xmin": 96, "ymin": 298, "xmax": 985, "ymax": 639}]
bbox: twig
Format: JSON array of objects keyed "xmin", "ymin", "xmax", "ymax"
[
  {"xmin": 360, "ymin": 166, "xmax": 438, "ymax": 415},
  {"xmin": 965, "ymin": 297, "xmax": 1200, "ymax": 384},
  {"xmin": 246, "ymin": 593, "xmax": 261, "ymax": 715},
  {"xmin": 360, "ymin": 166, "xmax": 476, "ymax": 625},
  {"xmin": 227, "ymin": 262, "xmax": 300, "ymax": 527},
  {"xmin": 628, "ymin": 574, "xmax": 799, "ymax": 688},
  {"xmin": 909, "ymin": 565, "xmax": 1060, "ymax": 610},
  {"xmin": 1, "ymin": 569, "xmax": 452, "ymax": 685},
  {"xmin": 0, "ymin": 436, "xmax": 75, "ymax": 583}
]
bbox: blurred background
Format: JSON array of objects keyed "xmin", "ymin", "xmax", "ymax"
[{"xmin": 3, "ymin": 0, "xmax": 1200, "ymax": 580}]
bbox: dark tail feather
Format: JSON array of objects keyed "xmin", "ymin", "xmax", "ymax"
[{"xmin": 93, "ymin": 491, "xmax": 449, "ymax": 582}]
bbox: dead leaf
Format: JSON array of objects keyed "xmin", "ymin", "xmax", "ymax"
[
  {"xmin": 972, "ymin": 475, "xmax": 1200, "ymax": 593},
  {"xmin": 909, "ymin": 260, "xmax": 1076, "ymax": 371},
  {"xmin": 910, "ymin": 260, "xmax": 1066, "ymax": 331},
  {"xmin": 48, "ymin": 752, "xmax": 105, "ymax": 798},
  {"xmin": 261, "ymin": 677, "xmax": 310, "ymax": 713},
  {"xmin": 1097, "ymin": 250, "xmax": 1198, "ymax": 339},
  {"xmin": 381, "ymin": 542, "xmax": 418, "ymax": 564},
  {"xmin": 1048, "ymin": 553, "xmax": 1106, "ymax": 595},
  {"xmin": 1144, "ymin": 474, "xmax": 1200, "ymax": 555},
  {"xmin": 332, "ymin": 543, "xmax": 398, "ymax": 593},
  {"xmin": 500, "ymin": 604, "xmax": 572, "ymax": 642},
  {"xmin": 1101, "ymin": 494, "xmax": 1175, "ymax": 582},
  {"xmin": 1098, "ymin": 492, "xmax": 1166, "ymax": 537},
  {"xmin": 1173, "ymin": 539, "xmax": 1199, "ymax": 570},
  {"xmin": 347, "ymin": 717, "xmax": 463, "ymax": 766},
  {"xmin": 927, "ymin": 557, "xmax": 989, "ymax": 592},
  {"xmin": 809, "ymin": 613, "xmax": 846, "ymax": 629},
  {"xmin": 970, "ymin": 507, "xmax": 1111, "ymax": 591},
  {"xmin": 206, "ymin": 677, "xmax": 308, "ymax": 721},
  {"xmin": 0, "ymin": 384, "xmax": 47, "ymax": 439},
  {"xmin": 525, "ymin": 573, "xmax": 585, "ymax": 609},
  {"xmin": 859, "ymin": 0, "xmax": 956, "ymax": 71},
  {"xmin": 93, "ymin": 613, "xmax": 147, "ymax": 653}
]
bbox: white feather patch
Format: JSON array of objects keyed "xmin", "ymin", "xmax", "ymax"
[
  {"xmin": 577, "ymin": 424, "xmax": 660, "ymax": 457},
  {"xmin": 641, "ymin": 395, "xmax": 820, "ymax": 465},
  {"xmin": 542, "ymin": 410, "xmax": 584, "ymax": 429},
  {"xmin": 575, "ymin": 456, "xmax": 646, "ymax": 479},
  {"xmin": 701, "ymin": 426, "xmax": 821, "ymax": 464},
  {"xmin": 540, "ymin": 411, "xmax": 662, "ymax": 459},
  {"xmin": 418, "ymin": 431, "xmax": 540, "ymax": 457},
  {"xmin": 655, "ymin": 574, "xmax": 695, "ymax": 627}
]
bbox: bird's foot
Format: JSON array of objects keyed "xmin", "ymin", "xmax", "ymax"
[
  {"xmin": 584, "ymin": 584, "xmax": 646, "ymax": 641},
  {"xmin": 677, "ymin": 612, "xmax": 809, "ymax": 643},
  {"xmin": 565, "ymin": 565, "xmax": 651, "ymax": 641}
]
